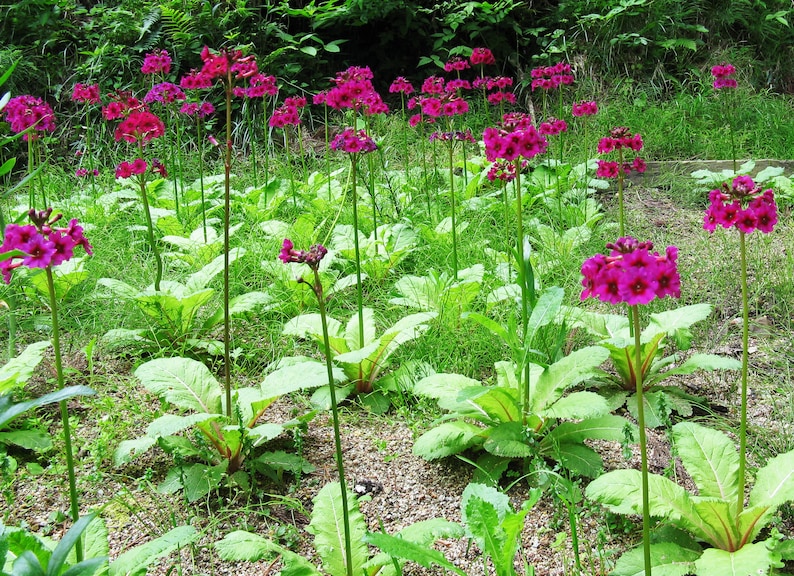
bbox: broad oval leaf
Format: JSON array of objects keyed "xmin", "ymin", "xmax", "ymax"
[
  {"xmin": 134, "ymin": 357, "xmax": 222, "ymax": 414},
  {"xmin": 612, "ymin": 542, "xmax": 699, "ymax": 576},
  {"xmin": 673, "ymin": 422, "xmax": 739, "ymax": 501},
  {"xmin": 413, "ymin": 421, "xmax": 484, "ymax": 460},
  {"xmin": 694, "ymin": 541, "xmax": 783, "ymax": 576},
  {"xmin": 215, "ymin": 530, "xmax": 321, "ymax": 576},
  {"xmin": 111, "ymin": 525, "xmax": 199, "ymax": 576},
  {"xmin": 308, "ymin": 482, "xmax": 368, "ymax": 576},
  {"xmin": 749, "ymin": 448, "xmax": 794, "ymax": 509}
]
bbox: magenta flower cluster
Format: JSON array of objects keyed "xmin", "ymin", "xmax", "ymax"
[
  {"xmin": 572, "ymin": 100, "xmax": 598, "ymax": 117},
  {"xmin": 71, "ymin": 83, "xmax": 101, "ymax": 105},
  {"xmin": 711, "ymin": 63, "xmax": 737, "ymax": 90},
  {"xmin": 179, "ymin": 101, "xmax": 215, "ymax": 118},
  {"xmin": 470, "ymin": 47, "xmax": 496, "ymax": 66},
  {"xmin": 1, "ymin": 209, "xmax": 93, "ymax": 284},
  {"xmin": 114, "ymin": 110, "xmax": 165, "ymax": 144},
  {"xmin": 388, "ymin": 77, "xmax": 415, "ymax": 95},
  {"xmin": 141, "ymin": 49, "xmax": 172, "ymax": 75},
  {"xmin": 704, "ymin": 176, "xmax": 777, "ymax": 234},
  {"xmin": 581, "ymin": 237, "xmax": 681, "ymax": 306},
  {"xmin": 317, "ymin": 66, "xmax": 388, "ymax": 115},
  {"xmin": 330, "ymin": 128, "xmax": 377, "ymax": 154},
  {"xmin": 530, "ymin": 62, "xmax": 574, "ymax": 91},
  {"xmin": 483, "ymin": 113, "xmax": 548, "ymax": 162},
  {"xmin": 269, "ymin": 96, "xmax": 307, "ymax": 128},
  {"xmin": 539, "ymin": 117, "xmax": 568, "ymax": 136},
  {"xmin": 279, "ymin": 238, "xmax": 327, "ymax": 269},
  {"xmin": 115, "ymin": 158, "xmax": 148, "ymax": 178},
  {"xmin": 144, "ymin": 82, "xmax": 186, "ymax": 105},
  {"xmin": 596, "ymin": 127, "xmax": 646, "ymax": 178},
  {"xmin": 4, "ymin": 95, "xmax": 56, "ymax": 141}
]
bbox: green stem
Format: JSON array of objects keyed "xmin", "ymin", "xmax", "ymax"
[
  {"xmin": 737, "ymin": 230, "xmax": 749, "ymax": 514},
  {"xmin": 137, "ymin": 171, "xmax": 163, "ymax": 292},
  {"xmin": 223, "ymin": 65, "xmax": 233, "ymax": 420},
  {"xmin": 632, "ymin": 306, "xmax": 652, "ymax": 576},
  {"xmin": 27, "ymin": 137, "xmax": 35, "ymax": 210},
  {"xmin": 46, "ymin": 267, "xmax": 83, "ymax": 562},
  {"xmin": 247, "ymin": 102, "xmax": 258, "ymax": 188},
  {"xmin": 419, "ymin": 121, "xmax": 432, "ymax": 221},
  {"xmin": 311, "ymin": 267, "xmax": 353, "ymax": 576},
  {"xmin": 448, "ymin": 141, "xmax": 458, "ymax": 280},
  {"xmin": 197, "ymin": 119, "xmax": 207, "ymax": 242},
  {"xmin": 285, "ymin": 130, "xmax": 297, "ymax": 209},
  {"xmin": 515, "ymin": 161, "xmax": 532, "ymax": 421},
  {"xmin": 351, "ymin": 157, "xmax": 365, "ymax": 350}
]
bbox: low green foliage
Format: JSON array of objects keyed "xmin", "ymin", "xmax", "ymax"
[{"xmin": 587, "ymin": 422, "xmax": 794, "ymax": 574}]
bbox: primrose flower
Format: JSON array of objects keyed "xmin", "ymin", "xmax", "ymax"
[
  {"xmin": 115, "ymin": 158, "xmax": 148, "ymax": 179},
  {"xmin": 144, "ymin": 82, "xmax": 186, "ymax": 105},
  {"xmin": 179, "ymin": 101, "xmax": 215, "ymax": 118},
  {"xmin": 4, "ymin": 95, "xmax": 56, "ymax": 141},
  {"xmin": 199, "ymin": 46, "xmax": 258, "ymax": 83},
  {"xmin": 483, "ymin": 115, "xmax": 548, "ymax": 162},
  {"xmin": 101, "ymin": 91, "xmax": 142, "ymax": 120},
  {"xmin": 114, "ymin": 110, "xmax": 165, "ymax": 144},
  {"xmin": 444, "ymin": 57, "xmax": 470, "ymax": 73},
  {"xmin": 580, "ymin": 237, "xmax": 680, "ymax": 305},
  {"xmin": 572, "ymin": 100, "xmax": 598, "ymax": 117},
  {"xmin": 141, "ymin": 49, "xmax": 172, "ymax": 75},
  {"xmin": 1, "ymin": 210, "xmax": 92, "ymax": 283},
  {"xmin": 71, "ymin": 83, "xmax": 101, "ymax": 105},
  {"xmin": 539, "ymin": 118, "xmax": 568, "ymax": 136},
  {"xmin": 596, "ymin": 127, "xmax": 645, "ymax": 178},
  {"xmin": 330, "ymin": 128, "xmax": 377, "ymax": 154},
  {"xmin": 245, "ymin": 73, "xmax": 278, "ymax": 98},
  {"xmin": 530, "ymin": 62, "xmax": 574, "ymax": 91},
  {"xmin": 470, "ymin": 47, "xmax": 496, "ymax": 66},
  {"xmin": 279, "ymin": 238, "xmax": 327, "ymax": 271},
  {"xmin": 711, "ymin": 63, "xmax": 737, "ymax": 90},
  {"xmin": 389, "ymin": 77, "xmax": 415, "ymax": 95},
  {"xmin": 179, "ymin": 70, "xmax": 214, "ymax": 90},
  {"xmin": 324, "ymin": 66, "xmax": 388, "ymax": 115},
  {"xmin": 704, "ymin": 176, "xmax": 777, "ymax": 234}
]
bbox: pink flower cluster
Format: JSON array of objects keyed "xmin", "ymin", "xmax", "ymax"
[
  {"xmin": 330, "ymin": 128, "xmax": 377, "ymax": 154},
  {"xmin": 539, "ymin": 118, "xmax": 568, "ymax": 136},
  {"xmin": 530, "ymin": 62, "xmax": 574, "ymax": 91},
  {"xmin": 4, "ymin": 95, "xmax": 56, "ymax": 141},
  {"xmin": 487, "ymin": 160, "xmax": 524, "ymax": 182},
  {"xmin": 319, "ymin": 66, "xmax": 388, "ymax": 115},
  {"xmin": 711, "ymin": 63, "xmax": 737, "ymax": 90},
  {"xmin": 1, "ymin": 209, "xmax": 92, "ymax": 283},
  {"xmin": 75, "ymin": 168, "xmax": 99, "ymax": 178},
  {"xmin": 241, "ymin": 74, "xmax": 278, "ymax": 98},
  {"xmin": 596, "ymin": 127, "xmax": 646, "ymax": 178},
  {"xmin": 144, "ymin": 83, "xmax": 186, "ymax": 105},
  {"xmin": 269, "ymin": 96, "xmax": 307, "ymax": 127},
  {"xmin": 429, "ymin": 129, "xmax": 476, "ymax": 143},
  {"xmin": 179, "ymin": 101, "xmax": 215, "ymax": 118},
  {"xmin": 101, "ymin": 91, "xmax": 142, "ymax": 120},
  {"xmin": 141, "ymin": 49, "xmax": 172, "ymax": 75},
  {"xmin": 199, "ymin": 46, "xmax": 258, "ymax": 82},
  {"xmin": 444, "ymin": 57, "xmax": 470, "ymax": 73},
  {"xmin": 389, "ymin": 77, "xmax": 415, "ymax": 95},
  {"xmin": 180, "ymin": 70, "xmax": 214, "ymax": 90},
  {"xmin": 572, "ymin": 100, "xmax": 598, "ymax": 117},
  {"xmin": 470, "ymin": 47, "xmax": 496, "ymax": 66},
  {"xmin": 71, "ymin": 83, "xmax": 101, "ymax": 104},
  {"xmin": 704, "ymin": 176, "xmax": 777, "ymax": 234},
  {"xmin": 279, "ymin": 238, "xmax": 327, "ymax": 269},
  {"xmin": 581, "ymin": 237, "xmax": 680, "ymax": 306},
  {"xmin": 114, "ymin": 110, "xmax": 165, "ymax": 144},
  {"xmin": 483, "ymin": 113, "xmax": 548, "ymax": 162},
  {"xmin": 115, "ymin": 158, "xmax": 148, "ymax": 178}
]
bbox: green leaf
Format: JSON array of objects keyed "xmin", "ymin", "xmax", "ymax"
[
  {"xmin": 203, "ymin": 291, "xmax": 273, "ymax": 330},
  {"xmin": 750, "ymin": 448, "xmax": 794, "ymax": 509},
  {"xmin": 262, "ymin": 358, "xmax": 346, "ymax": 397},
  {"xmin": 525, "ymin": 286, "xmax": 563, "ymax": 344},
  {"xmin": 674, "ymin": 422, "xmax": 739, "ymax": 501},
  {"xmin": 110, "ymin": 525, "xmax": 198, "ymax": 576},
  {"xmin": 413, "ymin": 373, "xmax": 481, "ymax": 400},
  {"xmin": 694, "ymin": 541, "xmax": 782, "ymax": 576},
  {"xmin": 184, "ymin": 247, "xmax": 244, "ymax": 292},
  {"xmin": 363, "ymin": 532, "xmax": 466, "ymax": 576},
  {"xmin": 657, "ymin": 354, "xmax": 741, "ymax": 380},
  {"xmin": 307, "ymin": 482, "xmax": 368, "ymax": 576},
  {"xmin": 157, "ymin": 462, "xmax": 226, "ymax": 502},
  {"xmin": 413, "ymin": 421, "xmax": 484, "ymax": 460},
  {"xmin": 544, "ymin": 414, "xmax": 635, "ymax": 446},
  {"xmin": 483, "ymin": 422, "xmax": 532, "ymax": 458},
  {"xmin": 612, "ymin": 542, "xmax": 699, "ymax": 576},
  {"xmin": 644, "ymin": 304, "xmax": 712, "ymax": 348},
  {"xmin": 134, "ymin": 357, "xmax": 222, "ymax": 414},
  {"xmin": 0, "ymin": 429, "xmax": 52, "ymax": 451},
  {"xmin": 215, "ymin": 531, "xmax": 321, "ymax": 576},
  {"xmin": 541, "ymin": 391, "xmax": 610, "ymax": 420},
  {"xmin": 530, "ymin": 346, "xmax": 609, "ymax": 413},
  {"xmin": 283, "ymin": 314, "xmax": 347, "ymax": 354},
  {"xmin": 48, "ymin": 514, "xmax": 103, "ymax": 576},
  {"xmin": 0, "ymin": 341, "xmax": 50, "ymax": 394},
  {"xmin": 553, "ymin": 443, "xmax": 604, "ymax": 477},
  {"xmin": 468, "ymin": 387, "xmax": 522, "ymax": 423},
  {"xmin": 0, "ymin": 386, "xmax": 95, "ymax": 430}
]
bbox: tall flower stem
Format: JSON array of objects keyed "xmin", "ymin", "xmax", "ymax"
[
  {"xmin": 418, "ymin": 121, "xmax": 432, "ymax": 221},
  {"xmin": 448, "ymin": 141, "xmax": 459, "ymax": 280},
  {"xmin": 311, "ymin": 267, "xmax": 354, "ymax": 576},
  {"xmin": 247, "ymin": 102, "xmax": 259, "ymax": 188},
  {"xmin": 45, "ymin": 267, "xmax": 83, "ymax": 562},
  {"xmin": 632, "ymin": 306, "xmax": 652, "ymax": 576},
  {"xmin": 136, "ymin": 169, "xmax": 163, "ymax": 292},
  {"xmin": 222, "ymin": 64, "xmax": 234, "ymax": 420},
  {"xmin": 350, "ymin": 157, "xmax": 365, "ymax": 349},
  {"xmin": 514, "ymin": 160, "xmax": 533, "ymax": 421},
  {"xmin": 196, "ymin": 118, "xmax": 208, "ymax": 242},
  {"xmin": 737, "ymin": 230, "xmax": 749, "ymax": 514}
]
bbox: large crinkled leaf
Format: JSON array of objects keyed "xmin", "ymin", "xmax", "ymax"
[
  {"xmin": 543, "ymin": 414, "xmax": 635, "ymax": 446},
  {"xmin": 0, "ymin": 429, "xmax": 52, "ymax": 451},
  {"xmin": 525, "ymin": 286, "xmax": 564, "ymax": 344},
  {"xmin": 483, "ymin": 422, "xmax": 532, "ymax": 458},
  {"xmin": 529, "ymin": 346, "xmax": 609, "ymax": 413},
  {"xmin": 184, "ymin": 247, "xmax": 244, "ymax": 292},
  {"xmin": 656, "ymin": 353, "xmax": 741, "ymax": 380},
  {"xmin": 134, "ymin": 357, "xmax": 222, "ymax": 414},
  {"xmin": 673, "ymin": 422, "xmax": 739, "ymax": 501},
  {"xmin": 96, "ymin": 278, "xmax": 140, "ymax": 300},
  {"xmin": 690, "ymin": 497, "xmax": 740, "ymax": 550},
  {"xmin": 344, "ymin": 307, "xmax": 378, "ymax": 350},
  {"xmin": 612, "ymin": 542, "xmax": 699, "ymax": 576},
  {"xmin": 363, "ymin": 532, "xmax": 466, "ymax": 576},
  {"xmin": 202, "ymin": 291, "xmax": 275, "ymax": 330},
  {"xmin": 110, "ymin": 525, "xmax": 198, "ymax": 576},
  {"xmin": 644, "ymin": 303, "xmax": 712, "ymax": 348},
  {"xmin": 553, "ymin": 443, "xmax": 604, "ymax": 478},
  {"xmin": 262, "ymin": 358, "xmax": 346, "ymax": 398},
  {"xmin": 0, "ymin": 385, "xmax": 95, "ymax": 430},
  {"xmin": 737, "ymin": 504, "xmax": 775, "ymax": 545},
  {"xmin": 413, "ymin": 373, "xmax": 481, "ymax": 400},
  {"xmin": 283, "ymin": 314, "xmax": 347, "ymax": 354},
  {"xmin": 215, "ymin": 531, "xmax": 320, "ymax": 576},
  {"xmin": 586, "ymin": 469, "xmax": 714, "ymax": 543},
  {"xmin": 0, "ymin": 341, "xmax": 50, "ymax": 393},
  {"xmin": 413, "ymin": 421, "xmax": 484, "ymax": 460},
  {"xmin": 694, "ymin": 541, "xmax": 783, "ymax": 576},
  {"xmin": 563, "ymin": 306, "xmax": 629, "ymax": 340},
  {"xmin": 157, "ymin": 462, "xmax": 226, "ymax": 502},
  {"xmin": 541, "ymin": 391, "xmax": 610, "ymax": 420},
  {"xmin": 113, "ymin": 412, "xmax": 217, "ymax": 465},
  {"xmin": 749, "ymin": 448, "xmax": 794, "ymax": 509},
  {"xmin": 307, "ymin": 482, "xmax": 368, "ymax": 576},
  {"xmin": 136, "ymin": 288, "xmax": 214, "ymax": 334},
  {"xmin": 467, "ymin": 387, "xmax": 521, "ymax": 423}
]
